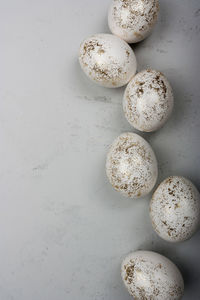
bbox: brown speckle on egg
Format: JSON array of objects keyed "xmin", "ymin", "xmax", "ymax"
[
  {"xmin": 121, "ymin": 251, "xmax": 184, "ymax": 299},
  {"xmin": 106, "ymin": 132, "xmax": 158, "ymax": 198},
  {"xmin": 123, "ymin": 69, "xmax": 174, "ymax": 132},
  {"xmin": 79, "ymin": 34, "xmax": 137, "ymax": 88},
  {"xmin": 150, "ymin": 176, "xmax": 200, "ymax": 242},
  {"xmin": 108, "ymin": 0, "xmax": 159, "ymax": 43}
]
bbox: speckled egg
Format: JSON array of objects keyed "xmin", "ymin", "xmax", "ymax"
[
  {"xmin": 121, "ymin": 251, "xmax": 184, "ymax": 299},
  {"xmin": 123, "ymin": 69, "xmax": 174, "ymax": 132},
  {"xmin": 79, "ymin": 34, "xmax": 137, "ymax": 88},
  {"xmin": 106, "ymin": 132, "xmax": 158, "ymax": 198},
  {"xmin": 108, "ymin": 0, "xmax": 159, "ymax": 43},
  {"xmin": 150, "ymin": 176, "xmax": 200, "ymax": 242}
]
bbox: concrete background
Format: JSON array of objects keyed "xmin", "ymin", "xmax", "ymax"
[{"xmin": 0, "ymin": 0, "xmax": 200, "ymax": 299}]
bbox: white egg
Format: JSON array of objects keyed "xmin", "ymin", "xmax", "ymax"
[
  {"xmin": 123, "ymin": 69, "xmax": 174, "ymax": 132},
  {"xmin": 79, "ymin": 34, "xmax": 137, "ymax": 88},
  {"xmin": 150, "ymin": 176, "xmax": 200, "ymax": 242},
  {"xmin": 121, "ymin": 251, "xmax": 184, "ymax": 299},
  {"xmin": 108, "ymin": 0, "xmax": 159, "ymax": 43},
  {"xmin": 106, "ymin": 132, "xmax": 158, "ymax": 198}
]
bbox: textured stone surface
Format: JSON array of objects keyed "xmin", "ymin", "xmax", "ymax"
[{"xmin": 0, "ymin": 0, "xmax": 200, "ymax": 299}]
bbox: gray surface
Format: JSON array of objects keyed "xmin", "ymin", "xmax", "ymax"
[{"xmin": 0, "ymin": 0, "xmax": 200, "ymax": 299}]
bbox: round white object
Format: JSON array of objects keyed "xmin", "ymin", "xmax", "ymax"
[
  {"xmin": 108, "ymin": 0, "xmax": 159, "ymax": 43},
  {"xmin": 150, "ymin": 176, "xmax": 200, "ymax": 242},
  {"xmin": 106, "ymin": 132, "xmax": 158, "ymax": 198},
  {"xmin": 123, "ymin": 69, "xmax": 174, "ymax": 132},
  {"xmin": 121, "ymin": 251, "xmax": 184, "ymax": 299},
  {"xmin": 79, "ymin": 33, "xmax": 137, "ymax": 88}
]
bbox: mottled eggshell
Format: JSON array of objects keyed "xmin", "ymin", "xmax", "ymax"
[
  {"xmin": 79, "ymin": 34, "xmax": 137, "ymax": 88},
  {"xmin": 121, "ymin": 251, "xmax": 184, "ymax": 300},
  {"xmin": 150, "ymin": 176, "xmax": 200, "ymax": 242},
  {"xmin": 123, "ymin": 69, "xmax": 174, "ymax": 132},
  {"xmin": 106, "ymin": 132, "xmax": 158, "ymax": 198},
  {"xmin": 108, "ymin": 0, "xmax": 159, "ymax": 43}
]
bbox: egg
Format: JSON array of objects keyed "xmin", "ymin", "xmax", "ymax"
[
  {"xmin": 150, "ymin": 176, "xmax": 200, "ymax": 242},
  {"xmin": 108, "ymin": 0, "xmax": 159, "ymax": 43},
  {"xmin": 106, "ymin": 132, "xmax": 158, "ymax": 198},
  {"xmin": 121, "ymin": 251, "xmax": 184, "ymax": 299},
  {"xmin": 79, "ymin": 34, "xmax": 137, "ymax": 88},
  {"xmin": 123, "ymin": 69, "xmax": 174, "ymax": 132}
]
